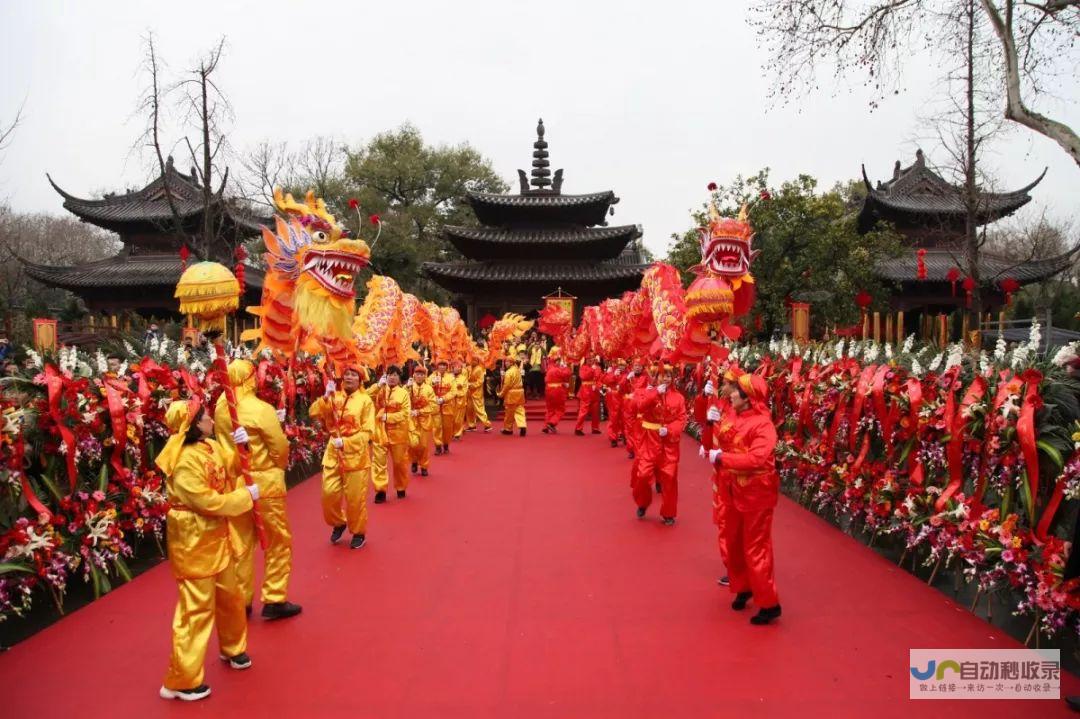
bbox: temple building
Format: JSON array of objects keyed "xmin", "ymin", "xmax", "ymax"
[
  {"xmin": 423, "ymin": 120, "xmax": 648, "ymax": 328},
  {"xmin": 858, "ymin": 149, "xmax": 1077, "ymax": 339},
  {"xmin": 27, "ymin": 157, "xmax": 266, "ymax": 317}
]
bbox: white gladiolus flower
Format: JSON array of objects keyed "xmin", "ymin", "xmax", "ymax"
[
  {"xmin": 95, "ymin": 350, "xmax": 108, "ymax": 375},
  {"xmin": 927, "ymin": 353, "xmax": 943, "ymax": 372},
  {"xmin": 25, "ymin": 348, "xmax": 42, "ymax": 369},
  {"xmin": 1052, "ymin": 342, "xmax": 1078, "ymax": 367},
  {"xmin": 1011, "ymin": 345, "xmax": 1029, "ymax": 370},
  {"xmin": 1028, "ymin": 320, "xmax": 1042, "ymax": 354},
  {"xmin": 901, "ymin": 334, "xmax": 915, "ymax": 355},
  {"xmin": 884, "ymin": 343, "xmax": 894, "ymax": 361},
  {"xmin": 835, "ymin": 338, "xmax": 845, "ymax": 359},
  {"xmin": 945, "ymin": 343, "xmax": 963, "ymax": 370},
  {"xmin": 910, "ymin": 358, "xmax": 924, "ymax": 377},
  {"xmin": 864, "ymin": 342, "xmax": 880, "ymax": 364},
  {"xmin": 123, "ymin": 340, "xmax": 136, "ymax": 357},
  {"xmin": 993, "ymin": 335, "xmax": 1007, "ymax": 361}
]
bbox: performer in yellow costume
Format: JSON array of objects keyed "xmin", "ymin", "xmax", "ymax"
[
  {"xmin": 408, "ymin": 364, "xmax": 437, "ymax": 477},
  {"xmin": 370, "ymin": 366, "xmax": 412, "ymax": 502},
  {"xmin": 500, "ymin": 349, "xmax": 527, "ymax": 436},
  {"xmin": 157, "ymin": 398, "xmax": 258, "ymax": 702},
  {"xmin": 465, "ymin": 356, "xmax": 493, "ymax": 432},
  {"xmin": 433, "ymin": 359, "xmax": 456, "ymax": 454},
  {"xmin": 309, "ymin": 366, "xmax": 374, "ymax": 549},
  {"xmin": 214, "ymin": 360, "xmax": 301, "ymax": 621},
  {"xmin": 451, "ymin": 359, "xmax": 468, "ymax": 440}
]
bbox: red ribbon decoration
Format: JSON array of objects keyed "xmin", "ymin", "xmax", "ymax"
[
  {"xmin": 1016, "ymin": 370, "xmax": 1044, "ymax": 513},
  {"xmin": 916, "ymin": 248, "xmax": 927, "ymax": 281},
  {"xmin": 104, "ymin": 381, "xmax": 130, "ymax": 482},
  {"xmin": 936, "ymin": 374, "xmax": 987, "ymax": 511},
  {"xmin": 906, "ymin": 378, "xmax": 925, "ymax": 486},
  {"xmin": 848, "ymin": 365, "xmax": 876, "ymax": 451},
  {"xmin": 871, "ymin": 365, "xmax": 893, "ymax": 452},
  {"xmin": 43, "ymin": 366, "xmax": 78, "ymax": 492},
  {"xmin": 1037, "ymin": 448, "xmax": 1079, "ymax": 541},
  {"xmin": 16, "ymin": 432, "xmax": 51, "ymax": 519}
]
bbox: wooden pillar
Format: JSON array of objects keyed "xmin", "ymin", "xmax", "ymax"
[
  {"xmin": 885, "ymin": 314, "xmax": 893, "ymax": 345},
  {"xmin": 872, "ymin": 312, "xmax": 881, "ymax": 343},
  {"xmin": 790, "ymin": 302, "xmax": 810, "ymax": 343},
  {"xmin": 896, "ymin": 311, "xmax": 904, "ymax": 345},
  {"xmin": 961, "ymin": 312, "xmax": 970, "ymax": 345},
  {"xmin": 998, "ymin": 311, "xmax": 1005, "ymax": 336},
  {"xmin": 937, "ymin": 314, "xmax": 948, "ymax": 347},
  {"xmin": 861, "ymin": 312, "xmax": 869, "ymax": 340}
]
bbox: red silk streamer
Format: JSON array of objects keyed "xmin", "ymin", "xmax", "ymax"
[
  {"xmin": 43, "ymin": 366, "xmax": 78, "ymax": 492},
  {"xmin": 850, "ymin": 434, "xmax": 872, "ymax": 478},
  {"xmin": 936, "ymin": 374, "xmax": 987, "ymax": 511},
  {"xmin": 211, "ymin": 343, "xmax": 268, "ymax": 549},
  {"xmin": 871, "ymin": 365, "xmax": 893, "ymax": 452},
  {"xmin": 1037, "ymin": 449, "xmax": 1080, "ymax": 541},
  {"xmin": 1017, "ymin": 371, "xmax": 1044, "ymax": 513},
  {"xmin": 824, "ymin": 392, "xmax": 849, "ymax": 465},
  {"xmin": 906, "ymin": 378, "xmax": 925, "ymax": 486},
  {"xmin": 848, "ymin": 365, "xmax": 876, "ymax": 452},
  {"xmin": 104, "ymin": 381, "xmax": 129, "ymax": 481}
]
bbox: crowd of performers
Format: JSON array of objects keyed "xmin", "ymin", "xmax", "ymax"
[{"xmin": 154, "ymin": 347, "xmax": 780, "ymax": 702}]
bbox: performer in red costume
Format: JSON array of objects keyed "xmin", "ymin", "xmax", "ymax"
[
  {"xmin": 542, "ymin": 347, "xmax": 572, "ymax": 434},
  {"xmin": 699, "ymin": 363, "xmax": 741, "ymax": 587},
  {"xmin": 631, "ymin": 364, "xmax": 686, "ymax": 525},
  {"xmin": 619, "ymin": 358, "xmax": 648, "ymax": 460},
  {"xmin": 574, "ymin": 356, "xmax": 603, "ymax": 436},
  {"xmin": 602, "ymin": 359, "xmax": 626, "ymax": 448},
  {"xmin": 708, "ymin": 372, "xmax": 781, "ymax": 625}
]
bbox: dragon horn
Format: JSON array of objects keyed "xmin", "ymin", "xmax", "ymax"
[
  {"xmin": 708, "ymin": 199, "xmax": 721, "ymax": 223},
  {"xmin": 274, "ymin": 187, "xmax": 310, "ymax": 217},
  {"xmin": 737, "ymin": 203, "xmax": 749, "ymax": 223}
]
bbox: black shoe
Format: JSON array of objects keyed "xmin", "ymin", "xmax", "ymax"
[
  {"xmin": 610, "ymin": 440, "xmax": 618, "ymax": 448},
  {"xmin": 731, "ymin": 592, "xmax": 752, "ymax": 611},
  {"xmin": 330, "ymin": 524, "xmax": 346, "ymax": 544},
  {"xmin": 443, "ymin": 445, "xmax": 450, "ymax": 454},
  {"xmin": 219, "ymin": 652, "xmax": 252, "ymax": 670},
  {"xmin": 374, "ymin": 491, "xmax": 386, "ymax": 504},
  {"xmin": 261, "ymin": 601, "xmax": 302, "ymax": 620},
  {"xmin": 245, "ymin": 604, "xmax": 252, "ymax": 617},
  {"xmin": 519, "ymin": 427, "xmax": 526, "ymax": 437},
  {"xmin": 501, "ymin": 429, "xmax": 513, "ymax": 435},
  {"xmin": 627, "ymin": 451, "xmax": 635, "ymax": 460},
  {"xmin": 542, "ymin": 426, "xmax": 550, "ymax": 434},
  {"xmin": 420, "ymin": 468, "xmax": 428, "ymax": 477},
  {"xmin": 655, "ymin": 481, "xmax": 662, "ymax": 494},
  {"xmin": 160, "ymin": 684, "xmax": 211, "ymax": 701},
  {"xmin": 750, "ymin": 605, "xmax": 782, "ymax": 625},
  {"xmin": 1066, "ymin": 696, "xmax": 1080, "ymax": 712},
  {"xmin": 549, "ymin": 424, "xmax": 557, "ymax": 434},
  {"xmin": 662, "ymin": 517, "xmax": 675, "ymax": 527},
  {"xmin": 717, "ymin": 576, "xmax": 730, "ymax": 587},
  {"xmin": 350, "ymin": 534, "xmax": 366, "ymax": 549},
  {"xmin": 396, "ymin": 489, "xmax": 406, "ymax": 499},
  {"xmin": 411, "ymin": 462, "xmax": 418, "ymax": 474},
  {"xmin": 592, "ymin": 429, "xmax": 602, "ymax": 435},
  {"xmin": 636, "ymin": 507, "xmax": 646, "ymax": 519},
  {"xmin": 574, "ymin": 429, "xmax": 585, "ymax": 436},
  {"xmin": 435, "ymin": 446, "xmax": 443, "ymax": 456}
]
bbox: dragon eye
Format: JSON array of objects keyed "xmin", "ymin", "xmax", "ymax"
[{"xmin": 312, "ymin": 230, "xmax": 329, "ymax": 244}]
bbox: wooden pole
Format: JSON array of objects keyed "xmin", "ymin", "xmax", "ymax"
[
  {"xmin": 998, "ymin": 311, "xmax": 1005, "ymax": 336},
  {"xmin": 885, "ymin": 314, "xmax": 893, "ymax": 345},
  {"xmin": 872, "ymin": 312, "xmax": 881, "ymax": 342},
  {"xmin": 896, "ymin": 311, "xmax": 905, "ymax": 345}
]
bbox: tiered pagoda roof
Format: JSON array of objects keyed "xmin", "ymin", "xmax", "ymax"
[
  {"xmin": 29, "ymin": 158, "xmax": 266, "ymax": 315},
  {"xmin": 858, "ymin": 149, "xmax": 1075, "ymax": 310},
  {"xmin": 423, "ymin": 119, "xmax": 648, "ymax": 305},
  {"xmin": 858, "ymin": 149, "xmax": 1044, "ymax": 235}
]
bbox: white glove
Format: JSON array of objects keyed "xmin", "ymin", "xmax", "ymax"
[
  {"xmin": 646, "ymin": 384, "xmax": 655, "ymax": 392},
  {"xmin": 276, "ymin": 408, "xmax": 287, "ymax": 423},
  {"xmin": 657, "ymin": 383, "xmax": 668, "ymax": 394},
  {"xmin": 232, "ymin": 427, "xmax": 250, "ymax": 445},
  {"xmin": 704, "ymin": 380, "xmax": 715, "ymax": 397},
  {"xmin": 332, "ymin": 436, "xmax": 344, "ymax": 449},
  {"xmin": 246, "ymin": 483, "xmax": 260, "ymax": 501},
  {"xmin": 406, "ymin": 378, "xmax": 414, "ymax": 387},
  {"xmin": 614, "ymin": 368, "xmax": 622, "ymax": 376},
  {"xmin": 431, "ymin": 376, "xmax": 441, "ymax": 385},
  {"xmin": 379, "ymin": 375, "xmax": 388, "ymax": 386},
  {"xmin": 709, "ymin": 448, "xmax": 722, "ymax": 464},
  {"xmin": 627, "ymin": 371, "xmax": 635, "ymax": 379},
  {"xmin": 436, "ymin": 397, "xmax": 444, "ymax": 405},
  {"xmin": 658, "ymin": 426, "xmax": 668, "ymax": 437},
  {"xmin": 410, "ymin": 410, "xmax": 419, "ymax": 417},
  {"xmin": 324, "ymin": 380, "xmax": 336, "ymax": 396},
  {"xmin": 381, "ymin": 413, "xmax": 388, "ymax": 422},
  {"xmin": 698, "ymin": 445, "xmax": 706, "ymax": 459},
  {"xmin": 706, "ymin": 406, "xmax": 722, "ymax": 422}
]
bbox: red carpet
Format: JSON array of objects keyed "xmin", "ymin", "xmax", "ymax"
[{"xmin": 2, "ymin": 412, "xmax": 1076, "ymax": 718}]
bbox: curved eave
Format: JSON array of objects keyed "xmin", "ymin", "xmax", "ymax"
[
  {"xmin": 442, "ymin": 224, "xmax": 641, "ymax": 260},
  {"xmin": 422, "ymin": 260, "xmax": 647, "ymax": 294},
  {"xmin": 465, "ymin": 191, "xmax": 617, "ymax": 227},
  {"xmin": 874, "ymin": 245, "xmax": 1079, "ymax": 284},
  {"xmin": 23, "ymin": 254, "xmax": 265, "ymax": 291}
]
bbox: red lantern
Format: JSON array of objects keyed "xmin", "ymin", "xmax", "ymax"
[
  {"xmin": 1000, "ymin": 277, "xmax": 1020, "ymax": 306},
  {"xmin": 962, "ymin": 276, "xmax": 976, "ymax": 308},
  {"xmin": 916, "ymin": 248, "xmax": 927, "ymax": 281},
  {"xmin": 855, "ymin": 290, "xmax": 872, "ymax": 309},
  {"xmin": 178, "ymin": 244, "xmax": 190, "ymax": 272},
  {"xmin": 946, "ymin": 267, "xmax": 961, "ymax": 295},
  {"xmin": 234, "ymin": 245, "xmax": 248, "ymax": 295}
]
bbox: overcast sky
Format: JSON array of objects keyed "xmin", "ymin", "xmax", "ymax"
[{"xmin": 1, "ymin": 1, "xmax": 1076, "ymax": 257}]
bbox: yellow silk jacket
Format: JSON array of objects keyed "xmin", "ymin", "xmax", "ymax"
[
  {"xmin": 435, "ymin": 372, "xmax": 457, "ymax": 416},
  {"xmin": 214, "ymin": 390, "xmax": 289, "ymax": 498},
  {"xmin": 371, "ymin": 384, "xmax": 412, "ymax": 445},
  {"xmin": 500, "ymin": 364, "xmax": 525, "ymax": 406},
  {"xmin": 165, "ymin": 439, "xmax": 254, "ymax": 580},
  {"xmin": 409, "ymin": 381, "xmax": 437, "ymax": 431},
  {"xmin": 468, "ymin": 365, "xmax": 486, "ymax": 395},
  {"xmin": 310, "ymin": 389, "xmax": 375, "ymax": 471}
]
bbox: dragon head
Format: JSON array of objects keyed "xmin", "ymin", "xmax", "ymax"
[
  {"xmin": 264, "ymin": 189, "xmax": 371, "ymax": 340},
  {"xmin": 694, "ymin": 203, "xmax": 757, "ymax": 278}
]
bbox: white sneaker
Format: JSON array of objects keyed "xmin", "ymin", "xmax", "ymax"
[
  {"xmin": 219, "ymin": 652, "xmax": 252, "ymax": 670},
  {"xmin": 160, "ymin": 684, "xmax": 211, "ymax": 701}
]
